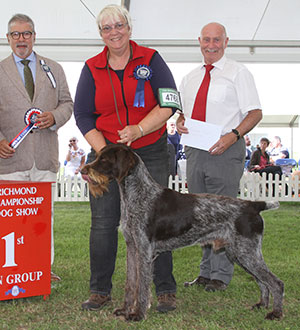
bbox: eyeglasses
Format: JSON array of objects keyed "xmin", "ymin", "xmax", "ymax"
[
  {"xmin": 69, "ymin": 140, "xmax": 76, "ymax": 142},
  {"xmin": 9, "ymin": 31, "xmax": 34, "ymax": 40},
  {"xmin": 100, "ymin": 22, "xmax": 128, "ymax": 34}
]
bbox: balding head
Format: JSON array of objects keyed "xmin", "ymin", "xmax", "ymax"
[{"xmin": 199, "ymin": 22, "xmax": 229, "ymax": 64}]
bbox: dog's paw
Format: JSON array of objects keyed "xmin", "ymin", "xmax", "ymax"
[
  {"xmin": 251, "ymin": 302, "xmax": 268, "ymax": 310},
  {"xmin": 113, "ymin": 307, "xmax": 126, "ymax": 317},
  {"xmin": 126, "ymin": 312, "xmax": 144, "ymax": 322},
  {"xmin": 265, "ymin": 310, "xmax": 283, "ymax": 320}
]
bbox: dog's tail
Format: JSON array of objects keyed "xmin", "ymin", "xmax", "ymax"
[
  {"xmin": 251, "ymin": 200, "xmax": 280, "ymax": 213},
  {"xmin": 264, "ymin": 201, "xmax": 280, "ymax": 210}
]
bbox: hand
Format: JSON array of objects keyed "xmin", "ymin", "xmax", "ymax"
[
  {"xmin": 176, "ymin": 114, "xmax": 189, "ymax": 135},
  {"xmin": 0, "ymin": 139, "xmax": 15, "ymax": 159},
  {"xmin": 117, "ymin": 125, "xmax": 142, "ymax": 146},
  {"xmin": 36, "ymin": 112, "xmax": 55, "ymax": 129},
  {"xmin": 209, "ymin": 132, "xmax": 237, "ymax": 155}
]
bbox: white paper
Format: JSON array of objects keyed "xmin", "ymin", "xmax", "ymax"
[{"xmin": 180, "ymin": 118, "xmax": 223, "ymax": 151}]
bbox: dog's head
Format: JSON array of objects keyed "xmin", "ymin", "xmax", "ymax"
[{"xmin": 81, "ymin": 144, "xmax": 139, "ymax": 197}]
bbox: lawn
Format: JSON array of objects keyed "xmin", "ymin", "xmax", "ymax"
[{"xmin": 1, "ymin": 202, "xmax": 300, "ymax": 329}]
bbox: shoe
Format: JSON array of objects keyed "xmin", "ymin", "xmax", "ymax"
[
  {"xmin": 51, "ymin": 272, "xmax": 61, "ymax": 282},
  {"xmin": 205, "ymin": 279, "xmax": 227, "ymax": 292},
  {"xmin": 81, "ymin": 294, "xmax": 111, "ymax": 311},
  {"xmin": 156, "ymin": 293, "xmax": 176, "ymax": 313},
  {"xmin": 184, "ymin": 276, "xmax": 210, "ymax": 287}
]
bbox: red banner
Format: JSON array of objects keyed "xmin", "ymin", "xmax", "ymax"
[{"xmin": 0, "ymin": 180, "xmax": 51, "ymax": 300}]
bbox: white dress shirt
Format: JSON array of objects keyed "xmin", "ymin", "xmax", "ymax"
[
  {"xmin": 179, "ymin": 55, "xmax": 261, "ymax": 135},
  {"xmin": 13, "ymin": 51, "xmax": 36, "ymax": 84}
]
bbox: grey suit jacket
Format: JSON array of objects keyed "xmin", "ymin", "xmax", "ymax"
[{"xmin": 0, "ymin": 53, "xmax": 73, "ymax": 174}]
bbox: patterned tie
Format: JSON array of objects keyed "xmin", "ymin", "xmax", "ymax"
[
  {"xmin": 21, "ymin": 59, "xmax": 34, "ymax": 101},
  {"xmin": 191, "ymin": 64, "xmax": 214, "ymax": 121}
]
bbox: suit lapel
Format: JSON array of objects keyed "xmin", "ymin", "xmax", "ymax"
[
  {"xmin": 34, "ymin": 54, "xmax": 49, "ymax": 100},
  {"xmin": 1, "ymin": 54, "xmax": 30, "ymax": 100}
]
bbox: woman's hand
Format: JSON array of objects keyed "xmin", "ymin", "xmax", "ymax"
[{"xmin": 117, "ymin": 125, "xmax": 143, "ymax": 146}]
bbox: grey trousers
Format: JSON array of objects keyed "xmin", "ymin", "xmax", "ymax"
[{"xmin": 185, "ymin": 138, "xmax": 245, "ymax": 284}]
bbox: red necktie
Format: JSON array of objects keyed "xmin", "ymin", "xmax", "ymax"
[{"xmin": 191, "ymin": 64, "xmax": 214, "ymax": 121}]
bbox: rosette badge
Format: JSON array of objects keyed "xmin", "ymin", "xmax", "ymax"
[
  {"xmin": 133, "ymin": 65, "xmax": 152, "ymax": 108},
  {"xmin": 9, "ymin": 108, "xmax": 43, "ymax": 149}
]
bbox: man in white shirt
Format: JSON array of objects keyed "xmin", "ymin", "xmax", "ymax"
[
  {"xmin": 268, "ymin": 136, "xmax": 289, "ymax": 163},
  {"xmin": 177, "ymin": 22, "xmax": 262, "ymax": 291}
]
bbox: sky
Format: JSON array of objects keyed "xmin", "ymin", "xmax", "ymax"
[{"xmin": 58, "ymin": 62, "xmax": 300, "ymax": 165}]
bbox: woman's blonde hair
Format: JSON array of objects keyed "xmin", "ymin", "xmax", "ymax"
[{"xmin": 96, "ymin": 4, "xmax": 132, "ymax": 34}]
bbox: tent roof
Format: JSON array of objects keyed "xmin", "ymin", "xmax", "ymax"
[
  {"xmin": 1, "ymin": 1, "xmax": 299, "ymax": 128},
  {"xmin": 1, "ymin": 0, "xmax": 300, "ymax": 63},
  {"xmin": 259, "ymin": 115, "xmax": 299, "ymax": 128}
]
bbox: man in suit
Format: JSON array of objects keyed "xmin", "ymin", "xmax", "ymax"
[{"xmin": 0, "ymin": 14, "xmax": 73, "ymax": 281}]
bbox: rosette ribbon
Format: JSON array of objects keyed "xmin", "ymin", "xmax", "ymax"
[
  {"xmin": 133, "ymin": 65, "xmax": 152, "ymax": 108},
  {"xmin": 9, "ymin": 108, "xmax": 42, "ymax": 149}
]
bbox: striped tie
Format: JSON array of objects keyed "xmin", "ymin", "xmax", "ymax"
[{"xmin": 21, "ymin": 59, "xmax": 34, "ymax": 101}]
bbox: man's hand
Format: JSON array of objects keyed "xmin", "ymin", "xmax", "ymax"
[
  {"xmin": 176, "ymin": 114, "xmax": 189, "ymax": 135},
  {"xmin": 209, "ymin": 132, "xmax": 237, "ymax": 155},
  {"xmin": 0, "ymin": 139, "xmax": 15, "ymax": 159},
  {"xmin": 36, "ymin": 112, "xmax": 55, "ymax": 129}
]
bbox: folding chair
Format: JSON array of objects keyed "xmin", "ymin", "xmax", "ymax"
[{"xmin": 275, "ymin": 158, "xmax": 297, "ymax": 174}]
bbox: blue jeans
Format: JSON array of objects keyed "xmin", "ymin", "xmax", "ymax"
[{"xmin": 87, "ymin": 134, "xmax": 176, "ymax": 296}]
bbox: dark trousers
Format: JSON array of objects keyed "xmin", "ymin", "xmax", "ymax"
[
  {"xmin": 254, "ymin": 165, "xmax": 282, "ymax": 178},
  {"xmin": 88, "ymin": 135, "xmax": 176, "ymax": 296}
]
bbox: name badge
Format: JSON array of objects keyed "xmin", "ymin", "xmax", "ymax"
[{"xmin": 158, "ymin": 88, "xmax": 182, "ymax": 111}]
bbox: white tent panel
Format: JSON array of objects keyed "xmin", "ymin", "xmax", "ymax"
[
  {"xmin": 130, "ymin": 0, "xmax": 269, "ymax": 40},
  {"xmin": 1, "ymin": 0, "xmax": 121, "ymax": 39},
  {"xmin": 1, "ymin": 0, "xmax": 300, "ymax": 62}
]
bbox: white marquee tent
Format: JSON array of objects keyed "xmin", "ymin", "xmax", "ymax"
[
  {"xmin": 1, "ymin": 0, "xmax": 300, "ymax": 157},
  {"xmin": 1, "ymin": 0, "xmax": 300, "ymax": 63}
]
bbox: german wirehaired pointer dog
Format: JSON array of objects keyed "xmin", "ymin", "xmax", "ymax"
[{"xmin": 81, "ymin": 144, "xmax": 284, "ymax": 321}]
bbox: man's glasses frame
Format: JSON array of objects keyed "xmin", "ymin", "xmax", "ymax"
[{"xmin": 9, "ymin": 31, "xmax": 34, "ymax": 40}]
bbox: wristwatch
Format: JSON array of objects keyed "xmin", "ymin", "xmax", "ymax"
[{"xmin": 231, "ymin": 129, "xmax": 240, "ymax": 140}]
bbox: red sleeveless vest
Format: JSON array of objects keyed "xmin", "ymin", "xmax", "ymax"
[{"xmin": 86, "ymin": 40, "xmax": 166, "ymax": 149}]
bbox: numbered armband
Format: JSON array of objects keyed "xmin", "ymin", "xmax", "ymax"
[{"xmin": 158, "ymin": 88, "xmax": 182, "ymax": 112}]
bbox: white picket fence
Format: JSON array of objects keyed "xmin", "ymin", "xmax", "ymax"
[{"xmin": 54, "ymin": 171, "xmax": 300, "ymax": 202}]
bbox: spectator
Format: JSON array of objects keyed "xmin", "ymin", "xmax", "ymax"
[
  {"xmin": 167, "ymin": 120, "xmax": 183, "ymax": 175},
  {"xmin": 268, "ymin": 136, "xmax": 289, "ymax": 163},
  {"xmin": 244, "ymin": 134, "xmax": 253, "ymax": 160},
  {"xmin": 65, "ymin": 137, "xmax": 86, "ymax": 178},
  {"xmin": 167, "ymin": 120, "xmax": 181, "ymax": 154},
  {"xmin": 249, "ymin": 137, "xmax": 282, "ymax": 177},
  {"xmin": 0, "ymin": 14, "xmax": 73, "ymax": 281}
]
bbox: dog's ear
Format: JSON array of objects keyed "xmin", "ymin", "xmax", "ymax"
[{"xmin": 112, "ymin": 146, "xmax": 139, "ymax": 182}]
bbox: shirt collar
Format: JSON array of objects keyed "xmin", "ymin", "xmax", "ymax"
[
  {"xmin": 13, "ymin": 51, "xmax": 36, "ymax": 64},
  {"xmin": 201, "ymin": 55, "xmax": 226, "ymax": 71}
]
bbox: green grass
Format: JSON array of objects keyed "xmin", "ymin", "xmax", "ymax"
[{"xmin": 1, "ymin": 202, "xmax": 300, "ymax": 329}]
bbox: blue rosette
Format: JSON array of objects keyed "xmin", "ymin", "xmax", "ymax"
[{"xmin": 133, "ymin": 65, "xmax": 152, "ymax": 108}]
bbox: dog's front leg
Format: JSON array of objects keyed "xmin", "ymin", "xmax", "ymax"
[
  {"xmin": 131, "ymin": 242, "xmax": 153, "ymax": 321},
  {"xmin": 116, "ymin": 235, "xmax": 153, "ymax": 321},
  {"xmin": 114, "ymin": 237, "xmax": 138, "ymax": 319}
]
